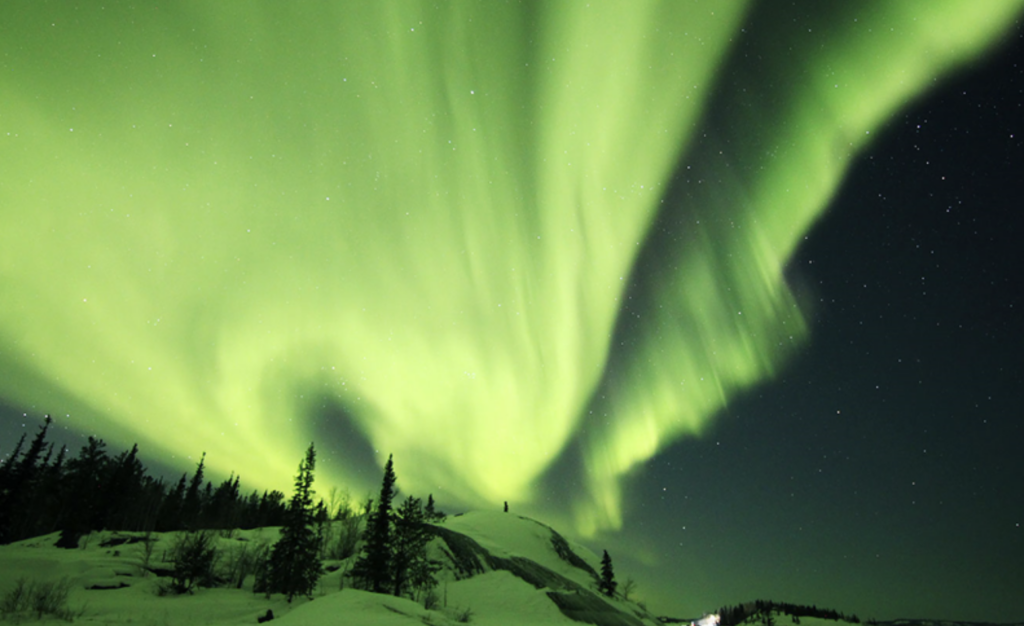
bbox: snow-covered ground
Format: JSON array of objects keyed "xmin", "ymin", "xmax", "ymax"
[{"xmin": 0, "ymin": 512, "xmax": 662, "ymax": 625}]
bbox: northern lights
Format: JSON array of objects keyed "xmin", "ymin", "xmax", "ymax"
[{"xmin": 3, "ymin": 1, "xmax": 1024, "ymax": 619}]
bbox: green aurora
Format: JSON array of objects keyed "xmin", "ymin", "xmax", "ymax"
[{"xmin": 2, "ymin": 1, "xmax": 1021, "ymax": 535}]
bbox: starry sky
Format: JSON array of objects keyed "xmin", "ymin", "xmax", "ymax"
[
  {"xmin": 617, "ymin": 20, "xmax": 1024, "ymax": 622},
  {"xmin": 2, "ymin": 2, "xmax": 1022, "ymax": 622}
]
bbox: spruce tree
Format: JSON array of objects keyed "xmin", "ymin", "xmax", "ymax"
[
  {"xmin": 56, "ymin": 436, "xmax": 110, "ymax": 548},
  {"xmin": 391, "ymin": 495, "xmax": 438, "ymax": 598},
  {"xmin": 181, "ymin": 452, "xmax": 206, "ymax": 530},
  {"xmin": 0, "ymin": 417, "xmax": 51, "ymax": 543},
  {"xmin": 99, "ymin": 444, "xmax": 144, "ymax": 530},
  {"xmin": 599, "ymin": 550, "xmax": 617, "ymax": 597},
  {"xmin": 159, "ymin": 474, "xmax": 188, "ymax": 531},
  {"xmin": 0, "ymin": 433, "xmax": 27, "ymax": 478},
  {"xmin": 424, "ymin": 494, "xmax": 445, "ymax": 523},
  {"xmin": 351, "ymin": 454, "xmax": 396, "ymax": 593},
  {"xmin": 265, "ymin": 443, "xmax": 323, "ymax": 602}
]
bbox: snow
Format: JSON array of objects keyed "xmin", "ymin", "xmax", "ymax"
[
  {"xmin": 443, "ymin": 511, "xmax": 601, "ymax": 587},
  {"xmin": 0, "ymin": 514, "xmax": 658, "ymax": 625}
]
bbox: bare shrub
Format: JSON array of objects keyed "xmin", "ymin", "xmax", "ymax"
[
  {"xmin": 222, "ymin": 540, "xmax": 270, "ymax": 590},
  {"xmin": 135, "ymin": 530, "xmax": 158, "ymax": 576},
  {"xmin": 1, "ymin": 577, "xmax": 83, "ymax": 622},
  {"xmin": 321, "ymin": 512, "xmax": 361, "ymax": 561},
  {"xmin": 621, "ymin": 576, "xmax": 637, "ymax": 601},
  {"xmin": 422, "ymin": 588, "xmax": 441, "ymax": 611}
]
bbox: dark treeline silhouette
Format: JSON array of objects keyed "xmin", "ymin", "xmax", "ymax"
[
  {"xmin": 349, "ymin": 454, "xmax": 445, "ymax": 600},
  {"xmin": 719, "ymin": 600, "xmax": 860, "ymax": 626},
  {"xmin": 0, "ymin": 416, "xmax": 289, "ymax": 546},
  {"xmin": 1, "ymin": 419, "xmax": 463, "ymax": 604}
]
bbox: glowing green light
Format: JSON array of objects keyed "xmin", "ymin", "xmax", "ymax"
[{"xmin": 1, "ymin": 1, "xmax": 1020, "ymax": 534}]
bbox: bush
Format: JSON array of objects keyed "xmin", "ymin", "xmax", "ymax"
[
  {"xmin": 0, "ymin": 577, "xmax": 83, "ymax": 622},
  {"xmin": 422, "ymin": 588, "xmax": 440, "ymax": 611},
  {"xmin": 325, "ymin": 515, "xmax": 361, "ymax": 560},
  {"xmin": 451, "ymin": 605, "xmax": 473, "ymax": 623},
  {"xmin": 167, "ymin": 531, "xmax": 219, "ymax": 594},
  {"xmin": 135, "ymin": 530, "xmax": 158, "ymax": 577},
  {"xmin": 221, "ymin": 540, "xmax": 270, "ymax": 590}
]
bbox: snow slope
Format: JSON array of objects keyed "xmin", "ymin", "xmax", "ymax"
[{"xmin": 0, "ymin": 512, "xmax": 660, "ymax": 625}]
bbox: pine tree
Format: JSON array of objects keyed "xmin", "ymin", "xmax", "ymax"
[
  {"xmin": 181, "ymin": 453, "xmax": 206, "ymax": 530},
  {"xmin": 599, "ymin": 550, "xmax": 617, "ymax": 597},
  {"xmin": 56, "ymin": 436, "xmax": 110, "ymax": 548},
  {"xmin": 424, "ymin": 494, "xmax": 445, "ymax": 523},
  {"xmin": 158, "ymin": 474, "xmax": 188, "ymax": 532},
  {"xmin": 351, "ymin": 454, "xmax": 397, "ymax": 593},
  {"xmin": 265, "ymin": 443, "xmax": 323, "ymax": 602},
  {"xmin": 0, "ymin": 433, "xmax": 27, "ymax": 478},
  {"xmin": 391, "ymin": 495, "xmax": 438, "ymax": 598},
  {"xmin": 0, "ymin": 417, "xmax": 51, "ymax": 543},
  {"xmin": 98, "ymin": 444, "xmax": 144, "ymax": 530}
]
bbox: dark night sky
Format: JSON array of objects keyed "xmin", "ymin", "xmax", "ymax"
[{"xmin": 617, "ymin": 19, "xmax": 1024, "ymax": 622}]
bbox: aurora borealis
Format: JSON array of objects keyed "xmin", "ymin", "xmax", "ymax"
[{"xmin": 3, "ymin": 1, "xmax": 1024, "ymax": 620}]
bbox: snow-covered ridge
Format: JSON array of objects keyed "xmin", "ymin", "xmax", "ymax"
[{"xmin": 0, "ymin": 510, "xmax": 660, "ymax": 625}]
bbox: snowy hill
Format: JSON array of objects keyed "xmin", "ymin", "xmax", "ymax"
[{"xmin": 0, "ymin": 511, "xmax": 660, "ymax": 625}]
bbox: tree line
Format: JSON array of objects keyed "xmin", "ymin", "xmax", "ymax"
[
  {"xmin": 2, "ymin": 415, "xmax": 626, "ymax": 609},
  {"xmin": 0, "ymin": 416, "xmax": 451, "ymax": 603},
  {"xmin": 718, "ymin": 600, "xmax": 861, "ymax": 626},
  {"xmin": 0, "ymin": 416, "xmax": 292, "ymax": 546}
]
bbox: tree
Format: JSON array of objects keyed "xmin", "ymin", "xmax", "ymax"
[
  {"xmin": 599, "ymin": 550, "xmax": 617, "ymax": 597},
  {"xmin": 181, "ymin": 453, "xmax": 206, "ymax": 530},
  {"xmin": 621, "ymin": 576, "xmax": 637, "ymax": 601},
  {"xmin": 56, "ymin": 436, "xmax": 110, "ymax": 548},
  {"xmin": 350, "ymin": 454, "xmax": 397, "ymax": 593},
  {"xmin": 264, "ymin": 443, "xmax": 323, "ymax": 602},
  {"xmin": 168, "ymin": 530, "xmax": 218, "ymax": 594},
  {"xmin": 424, "ymin": 494, "xmax": 445, "ymax": 523},
  {"xmin": 205, "ymin": 473, "xmax": 241, "ymax": 530},
  {"xmin": 391, "ymin": 496, "xmax": 439, "ymax": 598},
  {"xmin": 0, "ymin": 417, "xmax": 52, "ymax": 543},
  {"xmin": 98, "ymin": 444, "xmax": 145, "ymax": 531},
  {"xmin": 158, "ymin": 474, "xmax": 188, "ymax": 532}
]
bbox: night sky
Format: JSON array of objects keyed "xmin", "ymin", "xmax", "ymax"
[
  {"xmin": 2, "ymin": 3, "xmax": 1022, "ymax": 622},
  {"xmin": 617, "ymin": 18, "xmax": 1024, "ymax": 621}
]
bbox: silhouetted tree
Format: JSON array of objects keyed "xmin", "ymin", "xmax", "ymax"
[
  {"xmin": 0, "ymin": 433, "xmax": 27, "ymax": 477},
  {"xmin": 599, "ymin": 550, "xmax": 617, "ymax": 597},
  {"xmin": 205, "ymin": 473, "xmax": 242, "ymax": 529},
  {"xmin": 56, "ymin": 436, "xmax": 110, "ymax": 548},
  {"xmin": 256, "ymin": 489, "xmax": 288, "ymax": 527},
  {"xmin": 351, "ymin": 454, "xmax": 396, "ymax": 593},
  {"xmin": 0, "ymin": 417, "xmax": 52, "ymax": 542},
  {"xmin": 424, "ymin": 494, "xmax": 445, "ymax": 523},
  {"xmin": 99, "ymin": 444, "xmax": 145, "ymax": 530},
  {"xmin": 181, "ymin": 453, "xmax": 206, "ymax": 530},
  {"xmin": 158, "ymin": 474, "xmax": 188, "ymax": 532},
  {"xmin": 264, "ymin": 443, "xmax": 323, "ymax": 602},
  {"xmin": 34, "ymin": 444, "xmax": 67, "ymax": 536},
  {"xmin": 391, "ymin": 495, "xmax": 438, "ymax": 598}
]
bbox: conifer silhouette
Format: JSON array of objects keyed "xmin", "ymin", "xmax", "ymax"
[
  {"xmin": 351, "ymin": 454, "xmax": 397, "ymax": 593},
  {"xmin": 599, "ymin": 550, "xmax": 617, "ymax": 597},
  {"xmin": 424, "ymin": 493, "xmax": 445, "ymax": 522},
  {"xmin": 391, "ymin": 495, "xmax": 439, "ymax": 598},
  {"xmin": 264, "ymin": 443, "xmax": 322, "ymax": 602}
]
